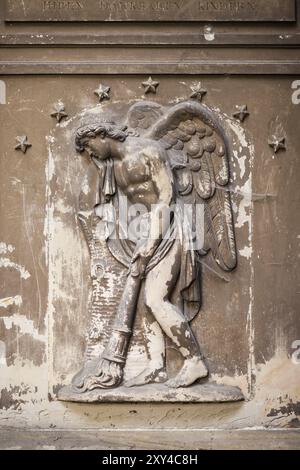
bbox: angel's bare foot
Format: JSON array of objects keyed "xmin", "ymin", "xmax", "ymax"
[
  {"xmin": 125, "ymin": 367, "xmax": 167, "ymax": 388},
  {"xmin": 165, "ymin": 357, "xmax": 208, "ymax": 388}
]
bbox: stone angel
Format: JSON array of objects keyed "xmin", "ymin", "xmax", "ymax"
[{"xmin": 72, "ymin": 100, "xmax": 237, "ymax": 391}]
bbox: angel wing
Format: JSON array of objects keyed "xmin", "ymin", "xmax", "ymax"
[
  {"xmin": 126, "ymin": 101, "xmax": 164, "ymax": 134},
  {"xmin": 146, "ymin": 100, "xmax": 237, "ymax": 273}
]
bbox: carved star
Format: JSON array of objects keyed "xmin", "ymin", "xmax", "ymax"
[
  {"xmin": 190, "ymin": 82, "xmax": 207, "ymax": 101},
  {"xmin": 51, "ymin": 102, "xmax": 68, "ymax": 122},
  {"xmin": 233, "ymin": 105, "xmax": 249, "ymax": 122},
  {"xmin": 268, "ymin": 135, "xmax": 286, "ymax": 153},
  {"xmin": 94, "ymin": 84, "xmax": 110, "ymax": 102},
  {"xmin": 15, "ymin": 135, "xmax": 32, "ymax": 154},
  {"xmin": 142, "ymin": 77, "xmax": 159, "ymax": 94}
]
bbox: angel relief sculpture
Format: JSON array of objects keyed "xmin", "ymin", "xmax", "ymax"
[{"xmin": 58, "ymin": 100, "xmax": 243, "ymax": 402}]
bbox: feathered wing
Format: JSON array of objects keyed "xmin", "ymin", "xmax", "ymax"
[
  {"xmin": 147, "ymin": 100, "xmax": 237, "ymax": 274},
  {"xmin": 126, "ymin": 101, "xmax": 164, "ymax": 135}
]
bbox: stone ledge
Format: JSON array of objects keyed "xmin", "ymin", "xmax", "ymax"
[
  {"xmin": 0, "ymin": 429, "xmax": 299, "ymax": 450},
  {"xmin": 58, "ymin": 382, "xmax": 245, "ymax": 403}
]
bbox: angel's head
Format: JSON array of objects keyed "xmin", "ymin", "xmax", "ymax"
[{"xmin": 75, "ymin": 121, "xmax": 129, "ymax": 160}]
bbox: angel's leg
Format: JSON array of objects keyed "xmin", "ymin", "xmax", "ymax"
[
  {"xmin": 125, "ymin": 315, "xmax": 167, "ymax": 388},
  {"xmin": 144, "ymin": 240, "xmax": 208, "ymax": 387}
]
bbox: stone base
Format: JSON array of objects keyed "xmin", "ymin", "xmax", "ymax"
[
  {"xmin": 1, "ymin": 429, "xmax": 299, "ymax": 450},
  {"xmin": 58, "ymin": 382, "xmax": 244, "ymax": 403}
]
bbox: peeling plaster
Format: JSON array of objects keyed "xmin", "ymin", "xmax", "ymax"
[
  {"xmin": 0, "ymin": 340, "xmax": 6, "ymax": 366},
  {"xmin": 226, "ymin": 117, "xmax": 255, "ymax": 398},
  {"xmin": 0, "ymin": 350, "xmax": 298, "ymax": 429},
  {"xmin": 0, "ymin": 296, "xmax": 22, "ymax": 309},
  {"xmin": 239, "ymin": 155, "xmax": 247, "ymax": 179},
  {"xmin": 0, "ymin": 360, "xmax": 49, "ymax": 409},
  {"xmin": 0, "ymin": 243, "xmax": 15, "ymax": 255},
  {"xmin": 204, "ymin": 32, "xmax": 215, "ymax": 42},
  {"xmin": 0, "ymin": 258, "xmax": 31, "ymax": 280},
  {"xmin": 239, "ymin": 246, "xmax": 252, "ymax": 260},
  {"xmin": 255, "ymin": 350, "xmax": 300, "ymax": 423},
  {"xmin": 211, "ymin": 371, "xmax": 248, "ymax": 396},
  {"xmin": 2, "ymin": 314, "xmax": 46, "ymax": 343},
  {"xmin": 1, "ymin": 96, "xmax": 298, "ymax": 434},
  {"xmin": 81, "ymin": 174, "xmax": 90, "ymax": 196},
  {"xmin": 45, "ymin": 134, "xmax": 56, "ymax": 395},
  {"xmin": 55, "ymin": 199, "xmax": 73, "ymax": 214}
]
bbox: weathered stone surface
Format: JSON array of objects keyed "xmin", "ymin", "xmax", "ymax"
[
  {"xmin": 0, "ymin": 429, "xmax": 299, "ymax": 450},
  {"xmin": 5, "ymin": 0, "xmax": 296, "ymax": 22},
  {"xmin": 63, "ymin": 99, "xmax": 238, "ymax": 397},
  {"xmin": 0, "ymin": 4, "xmax": 300, "ymax": 449},
  {"xmin": 1, "ymin": 74, "xmax": 299, "ymax": 428},
  {"xmin": 58, "ymin": 382, "xmax": 244, "ymax": 403}
]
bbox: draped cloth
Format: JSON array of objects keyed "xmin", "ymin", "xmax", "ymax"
[{"xmin": 96, "ymin": 159, "xmax": 201, "ymax": 322}]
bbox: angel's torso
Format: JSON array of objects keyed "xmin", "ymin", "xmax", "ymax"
[{"xmin": 113, "ymin": 138, "xmax": 173, "ymax": 207}]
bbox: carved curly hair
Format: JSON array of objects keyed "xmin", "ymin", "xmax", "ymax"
[{"xmin": 75, "ymin": 122, "xmax": 129, "ymax": 152}]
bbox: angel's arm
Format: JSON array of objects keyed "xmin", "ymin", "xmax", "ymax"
[{"xmin": 132, "ymin": 151, "xmax": 174, "ymax": 266}]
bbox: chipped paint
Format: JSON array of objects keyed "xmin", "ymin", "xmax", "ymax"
[
  {"xmin": 1, "ymin": 83, "xmax": 299, "ymax": 440},
  {"xmin": 2, "ymin": 314, "xmax": 46, "ymax": 343},
  {"xmin": 0, "ymin": 349, "xmax": 298, "ymax": 430},
  {"xmin": 226, "ymin": 116, "xmax": 255, "ymax": 398},
  {"xmin": 239, "ymin": 155, "xmax": 247, "ymax": 179},
  {"xmin": 81, "ymin": 174, "xmax": 90, "ymax": 196},
  {"xmin": 229, "ymin": 119, "xmax": 250, "ymax": 148},
  {"xmin": 0, "ymin": 295, "xmax": 22, "ymax": 308},
  {"xmin": 45, "ymin": 133, "xmax": 56, "ymax": 396},
  {"xmin": 255, "ymin": 349, "xmax": 300, "ymax": 423},
  {"xmin": 0, "ymin": 242, "xmax": 15, "ymax": 255},
  {"xmin": 0, "ymin": 340, "xmax": 6, "ymax": 366},
  {"xmin": 0, "ymin": 80, "xmax": 6, "ymax": 105},
  {"xmin": 239, "ymin": 246, "xmax": 252, "ymax": 260},
  {"xmin": 0, "ymin": 257, "xmax": 31, "ymax": 280},
  {"xmin": 204, "ymin": 26, "xmax": 215, "ymax": 42},
  {"xmin": 0, "ymin": 359, "xmax": 49, "ymax": 408}
]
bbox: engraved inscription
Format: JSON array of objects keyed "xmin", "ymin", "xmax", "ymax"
[
  {"xmin": 43, "ymin": 1, "xmax": 83, "ymax": 10},
  {"xmin": 97, "ymin": 1, "xmax": 185, "ymax": 13},
  {"xmin": 198, "ymin": 1, "xmax": 256, "ymax": 12},
  {"xmin": 5, "ymin": 0, "xmax": 296, "ymax": 22},
  {"xmin": 96, "ymin": 0, "xmax": 257, "ymax": 14},
  {"xmin": 41, "ymin": 0, "xmax": 258, "ymax": 14}
]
